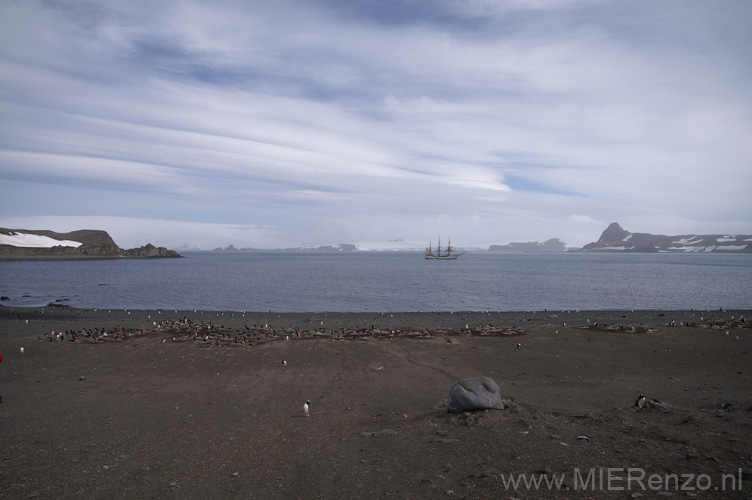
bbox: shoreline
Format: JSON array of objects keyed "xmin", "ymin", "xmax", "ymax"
[
  {"xmin": 0, "ymin": 254, "xmax": 183, "ymax": 261},
  {"xmin": 2, "ymin": 305, "xmax": 748, "ymax": 332}
]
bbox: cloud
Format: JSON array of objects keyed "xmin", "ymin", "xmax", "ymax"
[
  {"xmin": 569, "ymin": 214, "xmax": 602, "ymax": 225},
  {"xmin": 1, "ymin": 0, "xmax": 751, "ymax": 249}
]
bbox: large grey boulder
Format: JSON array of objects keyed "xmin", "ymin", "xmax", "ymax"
[{"xmin": 447, "ymin": 377, "xmax": 504, "ymax": 413}]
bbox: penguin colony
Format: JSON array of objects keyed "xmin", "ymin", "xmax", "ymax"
[
  {"xmin": 574, "ymin": 314, "xmax": 748, "ymax": 334},
  {"xmin": 35, "ymin": 317, "xmax": 527, "ymax": 347},
  {"xmin": 31, "ymin": 313, "xmax": 747, "ymax": 347}
]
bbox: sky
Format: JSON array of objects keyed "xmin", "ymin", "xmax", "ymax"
[{"xmin": 1, "ymin": 0, "xmax": 751, "ymax": 250}]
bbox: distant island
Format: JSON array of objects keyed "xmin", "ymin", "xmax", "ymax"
[
  {"xmin": 197, "ymin": 240, "xmax": 573, "ymax": 253},
  {"xmin": 134, "ymin": 223, "xmax": 752, "ymax": 254},
  {"xmin": 0, "ymin": 228, "xmax": 181, "ymax": 259},
  {"xmin": 488, "ymin": 238, "xmax": 567, "ymax": 253},
  {"xmin": 580, "ymin": 222, "xmax": 752, "ymax": 253},
  {"xmin": 208, "ymin": 241, "xmax": 570, "ymax": 253},
  {"xmin": 211, "ymin": 243, "xmax": 359, "ymax": 252}
]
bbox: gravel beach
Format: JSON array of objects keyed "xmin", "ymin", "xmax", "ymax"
[{"xmin": 1, "ymin": 306, "xmax": 750, "ymax": 499}]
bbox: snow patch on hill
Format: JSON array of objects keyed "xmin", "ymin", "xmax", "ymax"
[{"xmin": 0, "ymin": 231, "xmax": 82, "ymax": 248}]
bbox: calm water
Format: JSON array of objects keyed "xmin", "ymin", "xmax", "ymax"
[{"xmin": 1, "ymin": 252, "xmax": 751, "ymax": 312}]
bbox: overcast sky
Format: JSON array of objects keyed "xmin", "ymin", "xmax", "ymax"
[{"xmin": 1, "ymin": 0, "xmax": 751, "ymax": 250}]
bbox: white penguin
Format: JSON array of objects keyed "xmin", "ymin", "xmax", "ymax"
[
  {"xmin": 282, "ymin": 360, "xmax": 287, "ymax": 368},
  {"xmin": 303, "ymin": 400, "xmax": 310, "ymax": 417}
]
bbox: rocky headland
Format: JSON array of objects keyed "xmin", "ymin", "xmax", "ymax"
[
  {"xmin": 580, "ymin": 222, "xmax": 752, "ymax": 253},
  {"xmin": 0, "ymin": 228, "xmax": 181, "ymax": 259}
]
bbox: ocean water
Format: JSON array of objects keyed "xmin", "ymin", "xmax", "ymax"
[{"xmin": 1, "ymin": 251, "xmax": 751, "ymax": 312}]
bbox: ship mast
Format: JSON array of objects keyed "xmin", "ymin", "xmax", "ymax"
[{"xmin": 425, "ymin": 234, "xmax": 464, "ymax": 259}]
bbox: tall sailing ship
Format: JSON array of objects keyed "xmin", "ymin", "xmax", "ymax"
[{"xmin": 425, "ymin": 236, "xmax": 466, "ymax": 259}]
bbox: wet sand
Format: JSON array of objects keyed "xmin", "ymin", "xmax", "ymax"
[{"xmin": 1, "ymin": 307, "xmax": 750, "ymax": 499}]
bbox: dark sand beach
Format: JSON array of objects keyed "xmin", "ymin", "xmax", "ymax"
[{"xmin": 1, "ymin": 306, "xmax": 750, "ymax": 499}]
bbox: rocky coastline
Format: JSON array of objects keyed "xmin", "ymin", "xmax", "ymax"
[
  {"xmin": 0, "ymin": 228, "xmax": 181, "ymax": 259},
  {"xmin": 580, "ymin": 222, "xmax": 752, "ymax": 253}
]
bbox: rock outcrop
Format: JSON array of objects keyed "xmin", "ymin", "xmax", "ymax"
[
  {"xmin": 580, "ymin": 223, "xmax": 752, "ymax": 253},
  {"xmin": 121, "ymin": 243, "xmax": 181, "ymax": 258},
  {"xmin": 447, "ymin": 377, "xmax": 505, "ymax": 413}
]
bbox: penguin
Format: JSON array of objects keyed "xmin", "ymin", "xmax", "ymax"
[
  {"xmin": 303, "ymin": 400, "xmax": 310, "ymax": 417},
  {"xmin": 633, "ymin": 394, "xmax": 646, "ymax": 409},
  {"xmin": 516, "ymin": 343, "xmax": 521, "ymax": 349},
  {"xmin": 19, "ymin": 347, "xmax": 24, "ymax": 354},
  {"xmin": 282, "ymin": 360, "xmax": 287, "ymax": 368}
]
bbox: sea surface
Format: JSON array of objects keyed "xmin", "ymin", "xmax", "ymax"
[{"xmin": 1, "ymin": 251, "xmax": 751, "ymax": 312}]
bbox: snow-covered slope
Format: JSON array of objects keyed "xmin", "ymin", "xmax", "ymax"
[{"xmin": 0, "ymin": 231, "xmax": 82, "ymax": 248}]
